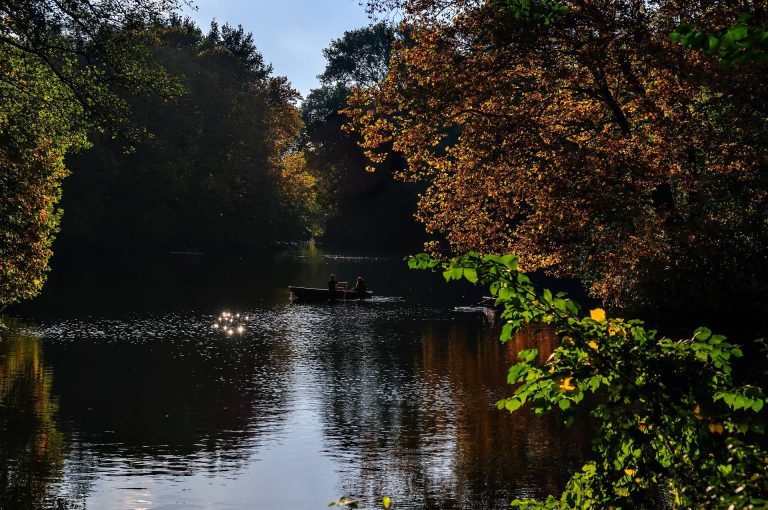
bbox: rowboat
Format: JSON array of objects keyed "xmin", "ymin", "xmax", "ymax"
[
  {"xmin": 478, "ymin": 296, "xmax": 497, "ymax": 308},
  {"xmin": 288, "ymin": 286, "xmax": 373, "ymax": 302},
  {"xmin": 169, "ymin": 248, "xmax": 203, "ymax": 255}
]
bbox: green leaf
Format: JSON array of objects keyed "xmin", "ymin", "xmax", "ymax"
[
  {"xmin": 710, "ymin": 334, "xmax": 726, "ymax": 344},
  {"xmin": 443, "ymin": 267, "xmax": 464, "ymax": 282},
  {"xmin": 500, "ymin": 254, "xmax": 518, "ymax": 270},
  {"xmin": 503, "ymin": 398, "xmax": 522, "ymax": 412},
  {"xmin": 518, "ymin": 348, "xmax": 538, "ymax": 362},
  {"xmin": 499, "ymin": 287, "xmax": 514, "ymax": 301},
  {"xmin": 508, "ymin": 363, "xmax": 528, "ymax": 383},
  {"xmin": 501, "ymin": 322, "xmax": 516, "ymax": 341},
  {"xmin": 727, "ymin": 25, "xmax": 750, "ymax": 42},
  {"xmin": 708, "ymin": 35, "xmax": 721, "ymax": 52}
]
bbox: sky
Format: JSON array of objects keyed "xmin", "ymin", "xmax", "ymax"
[{"xmin": 183, "ymin": 0, "xmax": 373, "ymax": 98}]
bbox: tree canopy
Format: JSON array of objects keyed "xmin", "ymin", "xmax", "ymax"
[
  {"xmin": 348, "ymin": 0, "xmax": 768, "ymax": 316},
  {"xmin": 1, "ymin": 0, "xmax": 185, "ymax": 137},
  {"xmin": 301, "ymin": 22, "xmax": 423, "ymax": 249},
  {"xmin": 59, "ymin": 18, "xmax": 318, "ymax": 250},
  {"xmin": 1, "ymin": 0, "xmax": 184, "ymax": 306}
]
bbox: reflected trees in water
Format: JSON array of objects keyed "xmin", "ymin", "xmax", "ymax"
[
  {"xmin": 304, "ymin": 312, "xmax": 591, "ymax": 509},
  {"xmin": 41, "ymin": 324, "xmax": 293, "ymax": 471},
  {"xmin": 0, "ymin": 313, "xmax": 298, "ymax": 506},
  {"xmin": 0, "ymin": 321, "xmax": 66, "ymax": 508}
]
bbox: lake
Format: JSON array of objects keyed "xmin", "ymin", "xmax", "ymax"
[{"xmin": 1, "ymin": 247, "xmax": 589, "ymax": 509}]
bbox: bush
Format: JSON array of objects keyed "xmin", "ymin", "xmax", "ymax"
[{"xmin": 408, "ymin": 252, "xmax": 768, "ymax": 509}]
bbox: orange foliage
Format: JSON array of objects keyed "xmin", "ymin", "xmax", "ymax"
[{"xmin": 347, "ymin": 0, "xmax": 768, "ymax": 309}]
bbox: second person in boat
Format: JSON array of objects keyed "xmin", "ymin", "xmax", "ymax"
[{"xmin": 353, "ymin": 276, "xmax": 367, "ymax": 295}]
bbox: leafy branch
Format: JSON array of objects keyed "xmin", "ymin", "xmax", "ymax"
[
  {"xmin": 408, "ymin": 252, "xmax": 768, "ymax": 509},
  {"xmin": 672, "ymin": 12, "xmax": 768, "ymax": 68}
]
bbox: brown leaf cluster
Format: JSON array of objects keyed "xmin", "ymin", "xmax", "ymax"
[{"xmin": 347, "ymin": 0, "xmax": 768, "ymax": 309}]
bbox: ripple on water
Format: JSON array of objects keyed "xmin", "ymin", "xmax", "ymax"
[{"xmin": 3, "ymin": 296, "xmax": 586, "ymax": 510}]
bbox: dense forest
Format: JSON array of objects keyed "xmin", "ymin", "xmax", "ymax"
[
  {"xmin": 0, "ymin": 5, "xmax": 423, "ymax": 307},
  {"xmin": 60, "ymin": 18, "xmax": 317, "ymax": 250},
  {"xmin": 3, "ymin": 0, "xmax": 766, "ymax": 316},
  {"xmin": 60, "ymin": 19, "xmax": 423, "ymax": 252},
  {"xmin": 1, "ymin": 0, "xmax": 185, "ymax": 306}
]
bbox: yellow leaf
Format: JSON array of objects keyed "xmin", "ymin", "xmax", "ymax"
[
  {"xmin": 638, "ymin": 423, "xmax": 648, "ymax": 432},
  {"xmin": 709, "ymin": 422, "xmax": 724, "ymax": 434},
  {"xmin": 590, "ymin": 308, "xmax": 606, "ymax": 321},
  {"xmin": 588, "ymin": 340, "xmax": 599, "ymax": 350},
  {"xmin": 560, "ymin": 377, "xmax": 576, "ymax": 391},
  {"xmin": 383, "ymin": 496, "xmax": 391, "ymax": 509},
  {"xmin": 624, "ymin": 468, "xmax": 637, "ymax": 477},
  {"xmin": 693, "ymin": 404, "xmax": 703, "ymax": 420}
]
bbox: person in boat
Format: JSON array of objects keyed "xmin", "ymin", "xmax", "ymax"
[
  {"xmin": 328, "ymin": 274, "xmax": 338, "ymax": 298},
  {"xmin": 353, "ymin": 276, "xmax": 367, "ymax": 294}
]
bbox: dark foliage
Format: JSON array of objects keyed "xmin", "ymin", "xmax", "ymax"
[
  {"xmin": 58, "ymin": 18, "xmax": 314, "ymax": 251},
  {"xmin": 303, "ymin": 22, "xmax": 423, "ymax": 249}
]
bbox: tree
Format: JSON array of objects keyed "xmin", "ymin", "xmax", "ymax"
[
  {"xmin": 1, "ymin": 0, "xmax": 184, "ymax": 137},
  {"xmin": 59, "ymin": 18, "xmax": 318, "ymax": 249},
  {"xmin": 0, "ymin": 46, "xmax": 88, "ymax": 306},
  {"xmin": 319, "ymin": 22, "xmax": 395, "ymax": 88},
  {"xmin": 348, "ymin": 0, "xmax": 768, "ymax": 318},
  {"xmin": 0, "ymin": 0, "xmax": 184, "ymax": 306},
  {"xmin": 302, "ymin": 23, "xmax": 423, "ymax": 248}
]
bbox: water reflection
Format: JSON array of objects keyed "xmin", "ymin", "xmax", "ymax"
[
  {"xmin": 42, "ymin": 313, "xmax": 292, "ymax": 469},
  {"xmin": 294, "ymin": 309, "xmax": 590, "ymax": 509},
  {"xmin": 2, "ymin": 250, "xmax": 590, "ymax": 509},
  {"xmin": 0, "ymin": 320, "xmax": 65, "ymax": 509}
]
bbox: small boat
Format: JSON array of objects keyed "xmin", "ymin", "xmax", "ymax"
[
  {"xmin": 478, "ymin": 296, "xmax": 497, "ymax": 308},
  {"xmin": 170, "ymin": 248, "xmax": 203, "ymax": 256},
  {"xmin": 289, "ymin": 286, "xmax": 373, "ymax": 302}
]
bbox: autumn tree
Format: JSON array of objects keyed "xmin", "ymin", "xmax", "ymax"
[
  {"xmin": 349, "ymin": 0, "xmax": 768, "ymax": 318},
  {"xmin": 0, "ymin": 0, "xmax": 183, "ymax": 306},
  {"xmin": 0, "ymin": 46, "xmax": 89, "ymax": 306}
]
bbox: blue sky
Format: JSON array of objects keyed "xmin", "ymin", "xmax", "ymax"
[{"xmin": 184, "ymin": 0, "xmax": 372, "ymax": 98}]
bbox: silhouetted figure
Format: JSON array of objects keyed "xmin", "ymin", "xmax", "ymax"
[
  {"xmin": 328, "ymin": 274, "xmax": 338, "ymax": 299},
  {"xmin": 353, "ymin": 276, "xmax": 367, "ymax": 294}
]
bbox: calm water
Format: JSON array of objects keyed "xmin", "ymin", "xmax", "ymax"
[{"xmin": 1, "ymin": 247, "xmax": 589, "ymax": 509}]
